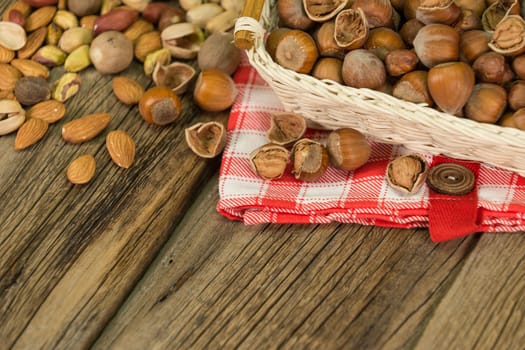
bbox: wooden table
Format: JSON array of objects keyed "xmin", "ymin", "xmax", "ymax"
[{"xmin": 2, "ymin": 3, "xmax": 525, "ymax": 350}]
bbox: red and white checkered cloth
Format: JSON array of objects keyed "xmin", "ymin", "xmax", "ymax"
[{"xmin": 217, "ymin": 57, "xmax": 525, "ymax": 242}]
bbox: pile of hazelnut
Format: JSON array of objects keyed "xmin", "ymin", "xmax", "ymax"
[{"xmin": 267, "ymin": 0, "xmax": 525, "ymax": 129}]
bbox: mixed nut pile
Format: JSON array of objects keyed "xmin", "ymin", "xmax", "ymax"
[
  {"xmin": 268, "ymin": 0, "xmax": 525, "ymax": 128},
  {"xmin": 0, "ymin": 0, "xmax": 243, "ymax": 184}
]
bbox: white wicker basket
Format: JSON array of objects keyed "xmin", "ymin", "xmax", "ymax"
[{"xmin": 234, "ymin": 1, "xmax": 525, "ymax": 177}]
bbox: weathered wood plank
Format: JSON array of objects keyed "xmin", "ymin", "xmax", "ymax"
[
  {"xmin": 93, "ymin": 174, "xmax": 477, "ymax": 349},
  {"xmin": 415, "ymin": 234, "xmax": 525, "ymax": 350},
  {"xmin": 0, "ymin": 3, "xmax": 225, "ymax": 343}
]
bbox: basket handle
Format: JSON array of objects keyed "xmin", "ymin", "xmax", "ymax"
[{"xmin": 234, "ymin": 0, "xmax": 266, "ymax": 49}]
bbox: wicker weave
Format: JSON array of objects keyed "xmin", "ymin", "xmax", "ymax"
[{"xmin": 234, "ymin": 10, "xmax": 525, "ymax": 177}]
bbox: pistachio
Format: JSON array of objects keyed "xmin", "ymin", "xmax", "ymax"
[
  {"xmin": 0, "ymin": 99, "xmax": 25, "ymax": 136},
  {"xmin": 152, "ymin": 61, "xmax": 195, "ymax": 94},
  {"xmin": 18, "ymin": 27, "xmax": 47, "ymax": 59},
  {"xmin": 10, "ymin": 58, "xmax": 50, "ymax": 79},
  {"xmin": 64, "ymin": 44, "xmax": 91, "ymax": 72},
  {"xmin": 46, "ymin": 22, "xmax": 63, "ymax": 45},
  {"xmin": 161, "ymin": 22, "xmax": 204, "ymax": 59},
  {"xmin": 0, "ymin": 21, "xmax": 27, "ymax": 50},
  {"xmin": 205, "ymin": 10, "xmax": 238, "ymax": 34},
  {"xmin": 53, "ymin": 10, "xmax": 79, "ymax": 30},
  {"xmin": 122, "ymin": 0, "xmax": 150, "ymax": 11},
  {"xmin": 52, "ymin": 72, "xmax": 81, "ymax": 102},
  {"xmin": 143, "ymin": 48, "xmax": 171, "ymax": 76},
  {"xmin": 58, "ymin": 27, "xmax": 93, "ymax": 53},
  {"xmin": 101, "ymin": 0, "xmax": 123, "ymax": 15},
  {"xmin": 32, "ymin": 45, "xmax": 67, "ymax": 67},
  {"xmin": 186, "ymin": 3, "xmax": 224, "ymax": 28},
  {"xmin": 14, "ymin": 76, "xmax": 51, "ymax": 106}
]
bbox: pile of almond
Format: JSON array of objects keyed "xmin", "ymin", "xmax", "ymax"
[{"xmin": 0, "ymin": 0, "xmax": 245, "ymax": 184}]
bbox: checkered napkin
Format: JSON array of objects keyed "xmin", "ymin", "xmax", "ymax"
[{"xmin": 217, "ymin": 57, "xmax": 525, "ymax": 242}]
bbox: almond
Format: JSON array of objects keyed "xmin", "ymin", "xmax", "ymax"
[
  {"xmin": 112, "ymin": 76, "xmax": 144, "ymax": 105},
  {"xmin": 62, "ymin": 112, "xmax": 111, "ymax": 144},
  {"xmin": 25, "ymin": 6, "xmax": 57, "ymax": 32},
  {"xmin": 134, "ymin": 31, "xmax": 162, "ymax": 62},
  {"xmin": 15, "ymin": 117, "xmax": 49, "ymax": 150},
  {"xmin": 124, "ymin": 19, "xmax": 154, "ymax": 42},
  {"xmin": 106, "ymin": 130, "xmax": 135, "ymax": 168},
  {"xmin": 0, "ymin": 45, "xmax": 15, "ymax": 63},
  {"xmin": 10, "ymin": 58, "xmax": 50, "ymax": 79},
  {"xmin": 17, "ymin": 27, "xmax": 47, "ymax": 59},
  {"xmin": 66, "ymin": 154, "xmax": 96, "ymax": 184},
  {"xmin": 26, "ymin": 100, "xmax": 66, "ymax": 123},
  {"xmin": 0, "ymin": 63, "xmax": 22, "ymax": 90},
  {"xmin": 2, "ymin": 2, "xmax": 32, "ymax": 21}
]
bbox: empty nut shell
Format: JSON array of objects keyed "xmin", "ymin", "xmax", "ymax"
[
  {"xmin": 250, "ymin": 143, "xmax": 290, "ymax": 180},
  {"xmin": 185, "ymin": 121, "xmax": 227, "ymax": 158},
  {"xmin": 386, "ymin": 153, "xmax": 428, "ymax": 194},
  {"xmin": 266, "ymin": 112, "xmax": 307, "ymax": 146},
  {"xmin": 291, "ymin": 138, "xmax": 329, "ymax": 182}
]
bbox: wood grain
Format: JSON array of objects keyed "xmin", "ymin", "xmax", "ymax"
[{"xmin": 93, "ymin": 175, "xmax": 478, "ymax": 349}]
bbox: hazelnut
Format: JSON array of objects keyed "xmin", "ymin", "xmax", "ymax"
[
  {"xmin": 508, "ymin": 80, "xmax": 525, "ymax": 110},
  {"xmin": 464, "ymin": 83, "xmax": 507, "ymax": 124},
  {"xmin": 364, "ymin": 27, "xmax": 406, "ymax": 60},
  {"xmin": 342, "ymin": 49, "xmax": 386, "ymax": 90},
  {"xmin": 193, "ymin": 69, "xmax": 238, "ymax": 112},
  {"xmin": 413, "ymin": 23, "xmax": 459, "ymax": 68},
  {"xmin": 274, "ymin": 29, "xmax": 318, "ymax": 74},
  {"xmin": 277, "ymin": 0, "xmax": 314, "ymax": 31},
  {"xmin": 472, "ymin": 51, "xmax": 513, "ymax": 84},
  {"xmin": 392, "ymin": 70, "xmax": 433, "ymax": 106},
  {"xmin": 326, "ymin": 128, "xmax": 371, "ymax": 171},
  {"xmin": 311, "ymin": 57, "xmax": 343, "ymax": 83},
  {"xmin": 138, "ymin": 86, "xmax": 182, "ymax": 126},
  {"xmin": 386, "ymin": 154, "xmax": 429, "ymax": 194},
  {"xmin": 250, "ymin": 143, "xmax": 290, "ymax": 180}
]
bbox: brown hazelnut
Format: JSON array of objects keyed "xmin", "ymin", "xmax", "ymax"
[
  {"xmin": 472, "ymin": 51, "xmax": 514, "ymax": 85},
  {"xmin": 392, "ymin": 70, "xmax": 433, "ymax": 106},
  {"xmin": 364, "ymin": 27, "xmax": 406, "ymax": 60},
  {"xmin": 399, "ymin": 18, "xmax": 424, "ymax": 47},
  {"xmin": 342, "ymin": 49, "xmax": 386, "ymax": 90},
  {"xmin": 277, "ymin": 0, "xmax": 314, "ymax": 31},
  {"xmin": 427, "ymin": 61, "xmax": 475, "ymax": 115},
  {"xmin": 315, "ymin": 20, "xmax": 345, "ymax": 58},
  {"xmin": 333, "ymin": 8, "xmax": 368, "ymax": 51},
  {"xmin": 384, "ymin": 49, "xmax": 418, "ymax": 76},
  {"xmin": 326, "ymin": 128, "xmax": 371, "ymax": 171},
  {"xmin": 413, "ymin": 23, "xmax": 459, "ymax": 68},
  {"xmin": 274, "ymin": 29, "xmax": 318, "ymax": 74},
  {"xmin": 351, "ymin": 0, "xmax": 393, "ymax": 28},
  {"xmin": 311, "ymin": 57, "xmax": 343, "ymax": 84},
  {"xmin": 138, "ymin": 86, "xmax": 182, "ymax": 125},
  {"xmin": 386, "ymin": 154, "xmax": 429, "ymax": 194},
  {"xmin": 464, "ymin": 83, "xmax": 507, "ymax": 123},
  {"xmin": 265, "ymin": 27, "xmax": 291, "ymax": 60},
  {"xmin": 512, "ymin": 54, "xmax": 525, "ymax": 80},
  {"xmin": 459, "ymin": 30, "xmax": 490, "ymax": 63},
  {"xmin": 508, "ymin": 80, "xmax": 525, "ymax": 110},
  {"xmin": 266, "ymin": 112, "xmax": 307, "ymax": 146},
  {"xmin": 193, "ymin": 69, "xmax": 238, "ymax": 112}
]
